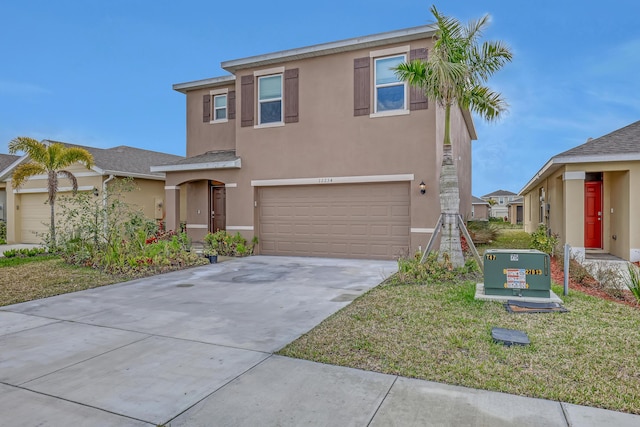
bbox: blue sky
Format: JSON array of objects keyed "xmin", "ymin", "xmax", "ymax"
[{"xmin": 2, "ymin": 0, "xmax": 639, "ymax": 197}]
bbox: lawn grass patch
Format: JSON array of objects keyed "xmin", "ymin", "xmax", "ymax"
[
  {"xmin": 0, "ymin": 257, "xmax": 130, "ymax": 306},
  {"xmin": 279, "ymin": 280, "xmax": 640, "ymax": 414},
  {"xmin": 476, "ymin": 229, "xmax": 531, "ymax": 254}
]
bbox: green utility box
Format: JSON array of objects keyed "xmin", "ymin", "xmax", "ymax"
[{"xmin": 483, "ymin": 249, "xmax": 551, "ymax": 298}]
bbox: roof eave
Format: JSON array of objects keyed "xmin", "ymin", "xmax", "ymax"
[
  {"xmin": 221, "ymin": 24, "xmax": 437, "ymax": 73},
  {"xmin": 173, "ymin": 75, "xmax": 236, "ymax": 94},
  {"xmin": 101, "ymin": 170, "xmax": 167, "ymax": 180},
  {"xmin": 150, "ymin": 158, "xmax": 242, "ymax": 173}
]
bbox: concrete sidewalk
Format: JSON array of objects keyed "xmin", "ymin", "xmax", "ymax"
[{"xmin": 0, "ymin": 256, "xmax": 638, "ymax": 426}]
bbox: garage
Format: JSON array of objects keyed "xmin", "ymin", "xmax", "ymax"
[
  {"xmin": 258, "ymin": 182, "xmax": 410, "ymax": 260},
  {"xmin": 19, "ymin": 193, "xmax": 50, "ymax": 244}
]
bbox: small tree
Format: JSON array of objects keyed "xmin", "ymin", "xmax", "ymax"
[
  {"xmin": 395, "ymin": 5, "xmax": 512, "ymax": 267},
  {"xmin": 9, "ymin": 137, "xmax": 94, "ymax": 247}
]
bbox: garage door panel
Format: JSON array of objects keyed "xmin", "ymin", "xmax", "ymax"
[{"xmin": 259, "ymin": 183, "xmax": 410, "ymax": 260}]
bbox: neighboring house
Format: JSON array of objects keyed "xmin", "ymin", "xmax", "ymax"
[
  {"xmin": 153, "ymin": 25, "xmax": 477, "ymax": 260},
  {"xmin": 519, "ymin": 120, "xmax": 640, "ymax": 263},
  {"xmin": 471, "ymin": 196, "xmax": 490, "ymax": 221},
  {"xmin": 507, "ymin": 196, "xmax": 523, "ymax": 225},
  {"xmin": 0, "ymin": 142, "xmax": 184, "ymax": 244},
  {"xmin": 0, "ymin": 154, "xmax": 20, "ymax": 223},
  {"xmin": 481, "ymin": 189, "xmax": 517, "ymax": 219}
]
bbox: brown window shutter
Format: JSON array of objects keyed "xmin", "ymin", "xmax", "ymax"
[
  {"xmin": 228, "ymin": 90, "xmax": 236, "ymax": 120},
  {"xmin": 240, "ymin": 75, "xmax": 254, "ymax": 127},
  {"xmin": 284, "ymin": 68, "xmax": 299, "ymax": 123},
  {"xmin": 409, "ymin": 48, "xmax": 428, "ymax": 111},
  {"xmin": 353, "ymin": 57, "xmax": 370, "ymax": 116},
  {"xmin": 203, "ymin": 94, "xmax": 211, "ymax": 122}
]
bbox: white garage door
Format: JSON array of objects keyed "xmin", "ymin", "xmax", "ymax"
[
  {"xmin": 258, "ymin": 182, "xmax": 410, "ymax": 260},
  {"xmin": 19, "ymin": 193, "xmax": 50, "ymax": 244}
]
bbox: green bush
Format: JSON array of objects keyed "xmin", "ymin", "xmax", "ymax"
[
  {"xmin": 466, "ymin": 221, "xmax": 499, "ymax": 244},
  {"xmin": 204, "ymin": 230, "xmax": 257, "ymax": 257},
  {"xmin": 0, "ymin": 220, "xmax": 6, "ymax": 244},
  {"xmin": 530, "ymin": 224, "xmax": 558, "ymax": 255}
]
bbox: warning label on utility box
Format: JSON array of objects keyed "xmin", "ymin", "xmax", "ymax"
[{"xmin": 505, "ymin": 268, "xmax": 528, "ymax": 289}]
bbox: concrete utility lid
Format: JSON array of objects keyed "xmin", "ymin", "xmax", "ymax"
[{"xmin": 491, "ymin": 327, "xmax": 530, "ymax": 346}]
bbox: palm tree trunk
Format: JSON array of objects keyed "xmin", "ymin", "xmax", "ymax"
[
  {"xmin": 50, "ymin": 200, "xmax": 56, "ymax": 247},
  {"xmin": 438, "ymin": 104, "xmax": 464, "ymax": 268}
]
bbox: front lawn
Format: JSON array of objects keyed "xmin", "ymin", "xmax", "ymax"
[
  {"xmin": 279, "ymin": 232, "xmax": 640, "ymax": 415},
  {"xmin": 0, "ymin": 256, "xmax": 131, "ymax": 306}
]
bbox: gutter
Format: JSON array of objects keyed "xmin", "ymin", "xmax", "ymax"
[{"xmin": 102, "ymin": 174, "xmax": 115, "ymax": 233}]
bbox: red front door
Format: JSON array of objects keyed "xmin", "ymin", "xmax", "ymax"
[
  {"xmin": 210, "ymin": 186, "xmax": 226, "ymax": 232},
  {"xmin": 584, "ymin": 181, "xmax": 602, "ymax": 248}
]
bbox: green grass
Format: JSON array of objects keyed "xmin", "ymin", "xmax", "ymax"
[
  {"xmin": 279, "ymin": 280, "xmax": 640, "ymax": 414},
  {"xmin": 0, "ymin": 257, "xmax": 131, "ymax": 307},
  {"xmin": 279, "ymin": 229, "xmax": 640, "ymax": 414},
  {"xmin": 476, "ymin": 229, "xmax": 531, "ymax": 254}
]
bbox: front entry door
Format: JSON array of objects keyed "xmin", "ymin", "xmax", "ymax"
[
  {"xmin": 584, "ymin": 181, "xmax": 602, "ymax": 248},
  {"xmin": 210, "ymin": 186, "xmax": 226, "ymax": 232}
]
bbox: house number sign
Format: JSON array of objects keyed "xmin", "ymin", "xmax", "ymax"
[{"xmin": 318, "ymin": 178, "xmax": 334, "ymax": 183}]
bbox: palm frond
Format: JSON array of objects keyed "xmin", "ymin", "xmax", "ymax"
[
  {"xmin": 8, "ymin": 137, "xmax": 47, "ymax": 161},
  {"xmin": 11, "ymin": 162, "xmax": 46, "ymax": 189},
  {"xmin": 58, "ymin": 170, "xmax": 79, "ymax": 194}
]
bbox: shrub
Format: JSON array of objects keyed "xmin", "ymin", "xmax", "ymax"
[
  {"xmin": 627, "ymin": 264, "xmax": 640, "ymax": 302},
  {"xmin": 466, "ymin": 221, "xmax": 499, "ymax": 244},
  {"xmin": 0, "ymin": 220, "xmax": 6, "ymax": 244},
  {"xmin": 3, "ymin": 249, "xmax": 18, "ymax": 258},
  {"xmin": 530, "ymin": 224, "xmax": 558, "ymax": 255},
  {"xmin": 204, "ymin": 230, "xmax": 257, "ymax": 257}
]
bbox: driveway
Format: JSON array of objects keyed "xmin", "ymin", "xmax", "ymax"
[{"xmin": 0, "ymin": 256, "xmax": 397, "ymax": 426}]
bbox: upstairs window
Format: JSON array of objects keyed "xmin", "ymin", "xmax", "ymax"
[
  {"xmin": 213, "ymin": 94, "xmax": 227, "ymax": 121},
  {"xmin": 258, "ymin": 74, "xmax": 283, "ymax": 124},
  {"xmin": 374, "ymin": 55, "xmax": 406, "ymax": 113}
]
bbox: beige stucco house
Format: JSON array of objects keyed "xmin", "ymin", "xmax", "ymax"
[
  {"xmin": 507, "ymin": 196, "xmax": 523, "ymax": 225},
  {"xmin": 519, "ymin": 120, "xmax": 640, "ymax": 263},
  {"xmin": 0, "ymin": 154, "xmax": 20, "ymax": 223},
  {"xmin": 480, "ymin": 189, "xmax": 517, "ymax": 219},
  {"xmin": 0, "ymin": 142, "xmax": 184, "ymax": 244},
  {"xmin": 154, "ymin": 25, "xmax": 477, "ymax": 260},
  {"xmin": 471, "ymin": 196, "xmax": 490, "ymax": 221}
]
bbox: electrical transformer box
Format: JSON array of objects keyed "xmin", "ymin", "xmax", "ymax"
[{"xmin": 483, "ymin": 249, "xmax": 551, "ymax": 298}]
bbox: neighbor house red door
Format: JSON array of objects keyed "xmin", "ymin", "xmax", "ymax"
[
  {"xmin": 584, "ymin": 181, "xmax": 602, "ymax": 248},
  {"xmin": 210, "ymin": 186, "xmax": 226, "ymax": 232}
]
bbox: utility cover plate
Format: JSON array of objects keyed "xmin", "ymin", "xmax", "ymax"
[{"xmin": 491, "ymin": 327, "xmax": 530, "ymax": 346}]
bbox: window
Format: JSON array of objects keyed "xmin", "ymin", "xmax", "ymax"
[
  {"xmin": 213, "ymin": 94, "xmax": 227, "ymax": 121},
  {"xmin": 374, "ymin": 55, "xmax": 406, "ymax": 113},
  {"xmin": 258, "ymin": 74, "xmax": 282, "ymax": 124}
]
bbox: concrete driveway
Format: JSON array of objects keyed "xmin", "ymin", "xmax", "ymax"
[
  {"xmin": 0, "ymin": 256, "xmax": 397, "ymax": 426},
  {"xmin": 2, "ymin": 255, "xmax": 639, "ymax": 426}
]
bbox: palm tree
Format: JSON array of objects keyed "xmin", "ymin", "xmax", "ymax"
[
  {"xmin": 395, "ymin": 5, "xmax": 513, "ymax": 267},
  {"xmin": 9, "ymin": 137, "xmax": 94, "ymax": 247}
]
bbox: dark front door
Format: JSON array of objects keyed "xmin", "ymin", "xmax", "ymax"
[
  {"xmin": 584, "ymin": 181, "xmax": 602, "ymax": 248},
  {"xmin": 210, "ymin": 186, "xmax": 226, "ymax": 232}
]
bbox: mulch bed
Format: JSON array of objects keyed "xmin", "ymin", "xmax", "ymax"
[{"xmin": 550, "ymin": 257, "xmax": 639, "ymax": 309}]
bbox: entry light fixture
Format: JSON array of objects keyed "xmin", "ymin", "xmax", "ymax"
[
  {"xmin": 92, "ymin": 187, "xmax": 99, "ymax": 197},
  {"xmin": 419, "ymin": 181, "xmax": 426, "ymax": 195}
]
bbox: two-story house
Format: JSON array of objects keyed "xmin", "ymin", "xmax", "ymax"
[
  {"xmin": 153, "ymin": 25, "xmax": 477, "ymax": 260},
  {"xmin": 480, "ymin": 189, "xmax": 517, "ymax": 220}
]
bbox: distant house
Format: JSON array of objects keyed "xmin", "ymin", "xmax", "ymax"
[
  {"xmin": 0, "ymin": 154, "xmax": 20, "ymax": 223},
  {"xmin": 471, "ymin": 196, "xmax": 490, "ymax": 221},
  {"xmin": 507, "ymin": 196, "xmax": 523, "ymax": 225},
  {"xmin": 0, "ymin": 142, "xmax": 184, "ymax": 244},
  {"xmin": 480, "ymin": 189, "xmax": 517, "ymax": 219},
  {"xmin": 153, "ymin": 25, "xmax": 478, "ymax": 260},
  {"xmin": 519, "ymin": 120, "xmax": 640, "ymax": 262}
]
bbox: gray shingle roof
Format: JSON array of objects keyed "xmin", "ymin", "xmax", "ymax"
[
  {"xmin": 554, "ymin": 120, "xmax": 640, "ymax": 159},
  {"xmin": 168, "ymin": 150, "xmax": 238, "ymax": 166},
  {"xmin": 45, "ymin": 141, "xmax": 183, "ymax": 177},
  {"xmin": 472, "ymin": 196, "xmax": 489, "ymax": 205},
  {"xmin": 0, "ymin": 154, "xmax": 20, "ymax": 172},
  {"xmin": 481, "ymin": 189, "xmax": 517, "ymax": 198}
]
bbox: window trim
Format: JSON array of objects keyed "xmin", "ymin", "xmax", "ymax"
[
  {"xmin": 372, "ymin": 54, "xmax": 408, "ymax": 115},
  {"xmin": 209, "ymin": 88, "xmax": 229, "ymax": 124},
  {"xmin": 212, "ymin": 94, "xmax": 228, "ymax": 123},
  {"xmin": 257, "ymin": 74, "xmax": 283, "ymax": 126}
]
